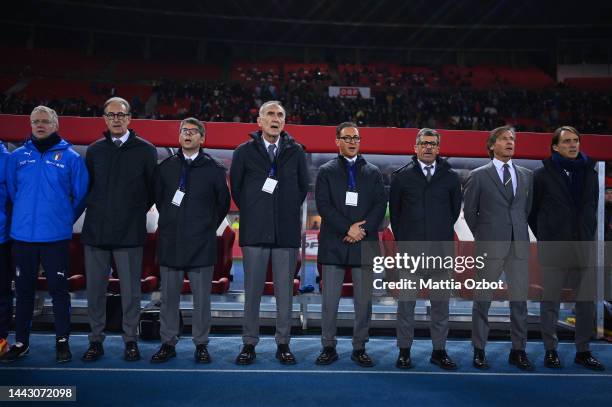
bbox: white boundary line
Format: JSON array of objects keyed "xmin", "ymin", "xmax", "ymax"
[
  {"xmin": 1, "ymin": 366, "xmax": 611, "ymax": 377},
  {"xmin": 24, "ymin": 333, "xmax": 612, "ymax": 346}
]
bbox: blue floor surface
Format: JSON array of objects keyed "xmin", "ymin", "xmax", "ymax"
[{"xmin": 1, "ymin": 334, "xmax": 610, "ymax": 406}]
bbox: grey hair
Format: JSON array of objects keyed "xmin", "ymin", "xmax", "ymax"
[
  {"xmin": 259, "ymin": 100, "xmax": 286, "ymax": 117},
  {"xmin": 415, "ymin": 128, "xmax": 440, "ymax": 145},
  {"xmin": 30, "ymin": 105, "xmax": 59, "ymax": 127},
  {"xmin": 104, "ymin": 97, "xmax": 131, "ymax": 114}
]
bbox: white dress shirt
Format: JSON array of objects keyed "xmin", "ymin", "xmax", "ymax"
[
  {"xmin": 418, "ymin": 160, "xmax": 436, "ymax": 177},
  {"xmin": 112, "ymin": 130, "xmax": 130, "ymax": 146},
  {"xmin": 492, "ymin": 158, "xmax": 517, "ymax": 195}
]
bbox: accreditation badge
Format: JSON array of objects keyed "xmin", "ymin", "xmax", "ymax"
[
  {"xmin": 262, "ymin": 177, "xmax": 278, "ymax": 194},
  {"xmin": 171, "ymin": 189, "xmax": 185, "ymax": 206},
  {"xmin": 345, "ymin": 191, "xmax": 358, "ymax": 206}
]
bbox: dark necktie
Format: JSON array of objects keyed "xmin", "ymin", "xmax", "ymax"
[
  {"xmin": 425, "ymin": 165, "xmax": 433, "ymax": 182},
  {"xmin": 503, "ymin": 163, "xmax": 514, "ymax": 199},
  {"xmin": 114, "ymin": 139, "xmax": 122, "ymax": 148},
  {"xmin": 267, "ymin": 144, "xmax": 276, "ymax": 163},
  {"xmin": 347, "ymin": 160, "xmax": 357, "ymax": 190},
  {"xmin": 185, "ymin": 158, "xmax": 193, "ymax": 165}
]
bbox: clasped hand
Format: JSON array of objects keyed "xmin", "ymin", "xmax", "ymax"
[{"xmin": 343, "ymin": 220, "xmax": 366, "ymax": 244}]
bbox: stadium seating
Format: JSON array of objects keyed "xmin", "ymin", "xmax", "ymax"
[
  {"xmin": 564, "ymin": 77, "xmax": 612, "ymax": 91},
  {"xmin": 115, "ymin": 60, "xmax": 221, "ymax": 81}
]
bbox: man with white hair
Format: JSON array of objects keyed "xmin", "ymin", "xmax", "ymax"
[
  {"xmin": 230, "ymin": 101, "xmax": 309, "ymax": 365},
  {"xmin": 1, "ymin": 106, "xmax": 88, "ymax": 363}
]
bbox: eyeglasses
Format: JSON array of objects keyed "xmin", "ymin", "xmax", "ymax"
[
  {"xmin": 180, "ymin": 128, "xmax": 202, "ymax": 136},
  {"xmin": 104, "ymin": 112, "xmax": 130, "ymax": 120},
  {"xmin": 418, "ymin": 141, "xmax": 439, "ymax": 147},
  {"xmin": 31, "ymin": 119, "xmax": 54, "ymax": 125},
  {"xmin": 337, "ymin": 136, "xmax": 361, "ymax": 144}
]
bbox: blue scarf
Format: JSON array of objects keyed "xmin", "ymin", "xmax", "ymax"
[{"xmin": 551, "ymin": 151, "xmax": 588, "ymax": 208}]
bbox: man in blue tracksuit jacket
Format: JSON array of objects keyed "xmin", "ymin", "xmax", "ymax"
[
  {"xmin": 0, "ymin": 141, "xmax": 11, "ymax": 357},
  {"xmin": 0, "ymin": 106, "xmax": 89, "ymax": 364}
]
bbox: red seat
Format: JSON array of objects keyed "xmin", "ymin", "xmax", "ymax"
[
  {"xmin": 107, "ymin": 233, "xmax": 159, "ymax": 294},
  {"xmin": 36, "ymin": 233, "xmax": 86, "ymax": 292},
  {"xmin": 181, "ymin": 226, "xmax": 236, "ymax": 294}
]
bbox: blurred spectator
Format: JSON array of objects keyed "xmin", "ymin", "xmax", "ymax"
[{"xmin": 1, "ymin": 73, "xmax": 611, "ymax": 134}]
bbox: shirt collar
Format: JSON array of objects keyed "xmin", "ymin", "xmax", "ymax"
[
  {"xmin": 112, "ymin": 130, "xmax": 130, "ymax": 144},
  {"xmin": 493, "ymin": 158, "xmax": 513, "ymax": 171},
  {"xmin": 418, "ymin": 160, "xmax": 436, "ymax": 171},
  {"xmin": 263, "ymin": 137, "xmax": 279, "ymax": 151},
  {"xmin": 183, "ymin": 150, "xmax": 199, "ymax": 160},
  {"xmin": 343, "ymin": 156, "xmax": 357, "ymax": 164}
]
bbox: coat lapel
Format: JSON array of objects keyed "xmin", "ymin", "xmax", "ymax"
[
  {"xmin": 514, "ymin": 165, "xmax": 524, "ymax": 203},
  {"xmin": 546, "ymin": 161, "xmax": 573, "ymax": 203},
  {"xmin": 485, "ymin": 162, "xmax": 510, "ymax": 202},
  {"xmin": 411, "ymin": 161, "xmax": 427, "ymax": 183},
  {"xmin": 429, "ymin": 161, "xmax": 447, "ymax": 184}
]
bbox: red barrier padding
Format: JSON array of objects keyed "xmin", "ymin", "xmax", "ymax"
[{"xmin": 1, "ymin": 114, "xmax": 611, "ymax": 160}]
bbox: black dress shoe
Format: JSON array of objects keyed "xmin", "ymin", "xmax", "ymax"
[
  {"xmin": 235, "ymin": 344, "xmax": 256, "ymax": 365},
  {"xmin": 473, "ymin": 348, "xmax": 489, "ymax": 370},
  {"xmin": 544, "ymin": 350, "xmax": 562, "ymax": 369},
  {"xmin": 82, "ymin": 342, "xmax": 104, "ymax": 362},
  {"xmin": 351, "ymin": 349, "xmax": 374, "ymax": 367},
  {"xmin": 195, "ymin": 344, "xmax": 211, "ymax": 364},
  {"xmin": 0, "ymin": 343, "xmax": 29, "ymax": 363},
  {"xmin": 430, "ymin": 349, "xmax": 457, "ymax": 371},
  {"xmin": 315, "ymin": 346, "xmax": 339, "ymax": 365},
  {"xmin": 56, "ymin": 337, "xmax": 71, "ymax": 363},
  {"xmin": 575, "ymin": 351, "xmax": 605, "ymax": 371},
  {"xmin": 276, "ymin": 344, "xmax": 296, "ymax": 365},
  {"xmin": 124, "ymin": 341, "xmax": 141, "ymax": 362},
  {"xmin": 150, "ymin": 343, "xmax": 176, "ymax": 363},
  {"xmin": 395, "ymin": 348, "xmax": 412, "ymax": 369},
  {"xmin": 509, "ymin": 349, "xmax": 534, "ymax": 371}
]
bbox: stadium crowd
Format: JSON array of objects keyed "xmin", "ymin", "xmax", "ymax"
[{"xmin": 1, "ymin": 76, "xmax": 610, "ymax": 134}]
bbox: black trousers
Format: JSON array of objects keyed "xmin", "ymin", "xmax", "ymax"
[
  {"xmin": 0, "ymin": 242, "xmax": 13, "ymax": 339},
  {"xmin": 13, "ymin": 240, "xmax": 70, "ymax": 345}
]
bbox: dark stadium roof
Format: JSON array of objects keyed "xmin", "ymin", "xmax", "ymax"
[{"xmin": 3, "ymin": 0, "xmax": 612, "ymax": 51}]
